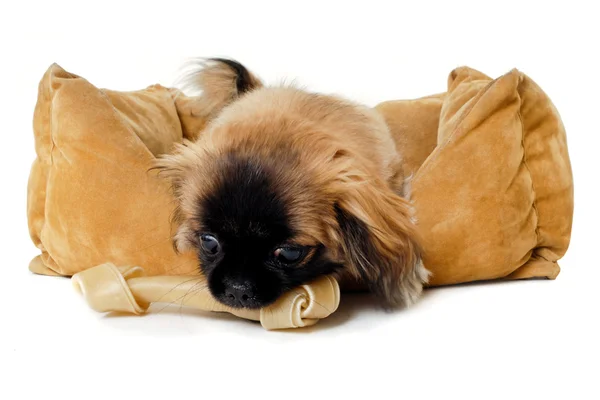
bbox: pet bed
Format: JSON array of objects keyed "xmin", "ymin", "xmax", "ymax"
[{"xmin": 27, "ymin": 64, "xmax": 573, "ymax": 329}]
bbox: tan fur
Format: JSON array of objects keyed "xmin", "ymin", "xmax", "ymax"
[{"xmin": 157, "ymin": 61, "xmax": 429, "ymax": 308}]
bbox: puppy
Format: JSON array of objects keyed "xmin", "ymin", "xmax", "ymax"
[{"xmin": 156, "ymin": 58, "xmax": 429, "ymax": 309}]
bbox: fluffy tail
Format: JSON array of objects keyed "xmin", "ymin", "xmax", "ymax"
[{"xmin": 176, "ymin": 58, "xmax": 263, "ymax": 121}]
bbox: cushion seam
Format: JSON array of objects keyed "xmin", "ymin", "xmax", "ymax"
[
  {"xmin": 40, "ymin": 69, "xmax": 55, "ymax": 270},
  {"xmin": 168, "ymin": 88, "xmax": 190, "ymax": 141},
  {"xmin": 412, "ymin": 78, "xmax": 495, "ymax": 182},
  {"xmin": 516, "ymin": 78, "xmax": 543, "ymax": 258}
]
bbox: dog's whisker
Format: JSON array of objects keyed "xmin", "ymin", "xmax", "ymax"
[{"xmin": 151, "ymin": 276, "xmax": 205, "ymax": 307}]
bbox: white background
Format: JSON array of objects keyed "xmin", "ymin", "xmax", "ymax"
[{"xmin": 1, "ymin": 1, "xmax": 598, "ymax": 399}]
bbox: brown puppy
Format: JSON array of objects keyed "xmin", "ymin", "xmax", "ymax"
[{"xmin": 157, "ymin": 58, "xmax": 429, "ymax": 309}]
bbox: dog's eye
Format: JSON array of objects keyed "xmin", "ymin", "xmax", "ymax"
[
  {"xmin": 274, "ymin": 246, "xmax": 305, "ymax": 264},
  {"xmin": 200, "ymin": 234, "xmax": 220, "ymax": 255}
]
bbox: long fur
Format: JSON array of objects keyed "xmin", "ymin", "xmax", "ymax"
[{"xmin": 156, "ymin": 58, "xmax": 430, "ymax": 309}]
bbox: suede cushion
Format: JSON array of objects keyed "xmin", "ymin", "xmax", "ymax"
[
  {"xmin": 28, "ymin": 64, "xmax": 197, "ymax": 276},
  {"xmin": 376, "ymin": 67, "xmax": 573, "ymax": 286},
  {"xmin": 28, "ymin": 64, "xmax": 573, "ymax": 288}
]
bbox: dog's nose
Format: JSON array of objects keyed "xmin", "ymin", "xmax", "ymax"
[{"xmin": 224, "ymin": 284, "xmax": 255, "ymax": 308}]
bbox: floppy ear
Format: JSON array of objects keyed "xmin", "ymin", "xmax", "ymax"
[
  {"xmin": 335, "ymin": 174, "xmax": 430, "ymax": 308},
  {"xmin": 177, "ymin": 58, "xmax": 263, "ymax": 121}
]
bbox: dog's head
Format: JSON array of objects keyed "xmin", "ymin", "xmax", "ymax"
[{"xmin": 157, "ymin": 59, "xmax": 428, "ymax": 309}]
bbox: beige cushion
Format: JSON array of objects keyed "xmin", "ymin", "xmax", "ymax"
[{"xmin": 376, "ymin": 67, "xmax": 573, "ymax": 286}]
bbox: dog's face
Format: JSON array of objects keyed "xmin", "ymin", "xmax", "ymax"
[
  {"xmin": 192, "ymin": 152, "xmax": 342, "ymax": 308},
  {"xmin": 163, "ymin": 143, "xmax": 345, "ymax": 309},
  {"xmin": 157, "ymin": 59, "xmax": 428, "ymax": 310}
]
